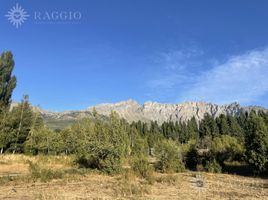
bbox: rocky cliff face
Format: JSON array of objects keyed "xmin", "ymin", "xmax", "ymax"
[
  {"xmin": 87, "ymin": 100, "xmax": 245, "ymax": 123},
  {"xmin": 23, "ymin": 100, "xmax": 266, "ymax": 127}
]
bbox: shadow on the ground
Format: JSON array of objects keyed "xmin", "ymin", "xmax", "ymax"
[{"xmin": 222, "ymin": 163, "xmax": 268, "ymax": 179}]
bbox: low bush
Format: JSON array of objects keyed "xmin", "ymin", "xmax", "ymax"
[
  {"xmin": 182, "ymin": 139, "xmax": 199, "ymax": 170},
  {"xmin": 205, "ymin": 159, "xmax": 222, "ymax": 173},
  {"xmin": 131, "ymin": 156, "xmax": 154, "ymax": 182},
  {"xmin": 155, "ymin": 140, "xmax": 185, "ymax": 173},
  {"xmin": 27, "ymin": 161, "xmax": 63, "ymax": 182}
]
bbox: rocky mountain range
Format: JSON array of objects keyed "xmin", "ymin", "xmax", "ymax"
[{"xmin": 30, "ymin": 100, "xmax": 266, "ymax": 129}]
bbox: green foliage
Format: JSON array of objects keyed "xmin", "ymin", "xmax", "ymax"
[
  {"xmin": 187, "ymin": 117, "xmax": 199, "ymax": 140},
  {"xmin": 0, "ymin": 51, "xmax": 16, "ymax": 153},
  {"xmin": 0, "ymin": 51, "xmax": 266, "ymax": 178},
  {"xmin": 199, "ymin": 113, "xmax": 219, "ymax": 139},
  {"xmin": 216, "ymin": 114, "xmax": 230, "ymax": 135},
  {"xmin": 75, "ymin": 112, "xmax": 130, "ymax": 174},
  {"xmin": 0, "ymin": 51, "xmax": 16, "ymax": 109},
  {"xmin": 7, "ymin": 95, "xmax": 34, "ymax": 153},
  {"xmin": 25, "ymin": 127, "xmax": 58, "ymax": 155},
  {"xmin": 211, "ymin": 135, "xmax": 245, "ymax": 165},
  {"xmin": 27, "ymin": 161, "xmax": 63, "ymax": 182},
  {"xmin": 0, "ymin": 111, "xmax": 12, "ymax": 153},
  {"xmin": 130, "ymin": 135, "xmax": 148, "ymax": 157},
  {"xmin": 245, "ymin": 113, "xmax": 268, "ymax": 173},
  {"xmin": 205, "ymin": 159, "xmax": 222, "ymax": 173},
  {"xmin": 227, "ymin": 115, "xmax": 244, "ymax": 139},
  {"xmin": 155, "ymin": 140, "xmax": 185, "ymax": 173},
  {"xmin": 131, "ymin": 155, "xmax": 153, "ymax": 180},
  {"xmin": 183, "ymin": 139, "xmax": 199, "ymax": 170}
]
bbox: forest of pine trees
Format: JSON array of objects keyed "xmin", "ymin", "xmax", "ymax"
[{"xmin": 0, "ymin": 51, "xmax": 268, "ymax": 175}]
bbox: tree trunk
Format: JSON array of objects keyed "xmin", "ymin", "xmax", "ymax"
[{"xmin": 0, "ymin": 147, "xmax": 3, "ymax": 154}]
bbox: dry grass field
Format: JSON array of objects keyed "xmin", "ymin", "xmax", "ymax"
[{"xmin": 0, "ymin": 155, "xmax": 267, "ymax": 200}]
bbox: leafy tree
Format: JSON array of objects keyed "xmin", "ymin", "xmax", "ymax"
[
  {"xmin": 155, "ymin": 139, "xmax": 185, "ymax": 173},
  {"xmin": 58, "ymin": 128, "xmax": 77, "ymax": 154},
  {"xmin": 245, "ymin": 112, "xmax": 268, "ymax": 173},
  {"xmin": 0, "ymin": 51, "xmax": 16, "ymax": 110},
  {"xmin": 0, "ymin": 111, "xmax": 12, "ymax": 153},
  {"xmin": 129, "ymin": 126, "xmax": 148, "ymax": 156},
  {"xmin": 8, "ymin": 95, "xmax": 33, "ymax": 153},
  {"xmin": 25, "ymin": 126, "xmax": 53, "ymax": 155},
  {"xmin": 0, "ymin": 51, "xmax": 16, "ymax": 153},
  {"xmin": 75, "ymin": 111, "xmax": 130, "ymax": 173},
  {"xmin": 210, "ymin": 135, "xmax": 245, "ymax": 165},
  {"xmin": 25, "ymin": 112, "xmax": 45, "ymax": 154}
]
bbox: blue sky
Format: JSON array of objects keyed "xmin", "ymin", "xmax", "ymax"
[{"xmin": 1, "ymin": 0, "xmax": 268, "ymax": 111}]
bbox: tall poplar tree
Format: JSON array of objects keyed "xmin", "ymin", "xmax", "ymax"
[
  {"xmin": 0, "ymin": 51, "xmax": 16, "ymax": 110},
  {"xmin": 0, "ymin": 51, "xmax": 17, "ymax": 153}
]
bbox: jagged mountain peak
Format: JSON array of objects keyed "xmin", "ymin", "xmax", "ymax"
[
  {"xmin": 84, "ymin": 100, "xmax": 261, "ymax": 123},
  {"xmin": 11, "ymin": 100, "xmax": 267, "ymax": 129}
]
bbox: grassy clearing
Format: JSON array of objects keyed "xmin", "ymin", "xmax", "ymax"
[{"xmin": 0, "ymin": 155, "xmax": 267, "ymax": 199}]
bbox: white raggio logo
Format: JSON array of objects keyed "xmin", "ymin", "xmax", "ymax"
[{"xmin": 5, "ymin": 3, "xmax": 29, "ymax": 28}]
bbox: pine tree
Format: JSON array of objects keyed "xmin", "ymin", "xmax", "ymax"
[
  {"xmin": 216, "ymin": 114, "xmax": 230, "ymax": 135},
  {"xmin": 187, "ymin": 117, "xmax": 198, "ymax": 140},
  {"xmin": 179, "ymin": 122, "xmax": 188, "ymax": 143},
  {"xmin": 199, "ymin": 113, "xmax": 219, "ymax": 138},
  {"xmin": 227, "ymin": 115, "xmax": 244, "ymax": 139}
]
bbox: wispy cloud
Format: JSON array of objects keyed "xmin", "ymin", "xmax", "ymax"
[
  {"xmin": 146, "ymin": 47, "xmax": 268, "ymax": 106},
  {"xmin": 179, "ymin": 47, "xmax": 268, "ymax": 105},
  {"xmin": 158, "ymin": 48, "xmax": 204, "ymax": 70},
  {"xmin": 146, "ymin": 46, "xmax": 203, "ymax": 92}
]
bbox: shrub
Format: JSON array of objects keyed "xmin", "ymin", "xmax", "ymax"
[
  {"xmin": 131, "ymin": 136, "xmax": 148, "ymax": 157},
  {"xmin": 211, "ymin": 135, "xmax": 245, "ymax": 166},
  {"xmin": 131, "ymin": 155, "xmax": 154, "ymax": 181},
  {"xmin": 76, "ymin": 145, "xmax": 123, "ymax": 174},
  {"xmin": 182, "ymin": 139, "xmax": 199, "ymax": 170},
  {"xmin": 155, "ymin": 140, "xmax": 185, "ymax": 173},
  {"xmin": 27, "ymin": 161, "xmax": 63, "ymax": 182},
  {"xmin": 205, "ymin": 159, "xmax": 222, "ymax": 173}
]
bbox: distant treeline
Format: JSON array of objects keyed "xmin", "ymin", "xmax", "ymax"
[{"xmin": 0, "ymin": 51, "xmax": 268, "ymax": 176}]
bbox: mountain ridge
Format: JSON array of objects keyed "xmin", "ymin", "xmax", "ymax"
[{"xmin": 23, "ymin": 100, "xmax": 267, "ymax": 129}]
